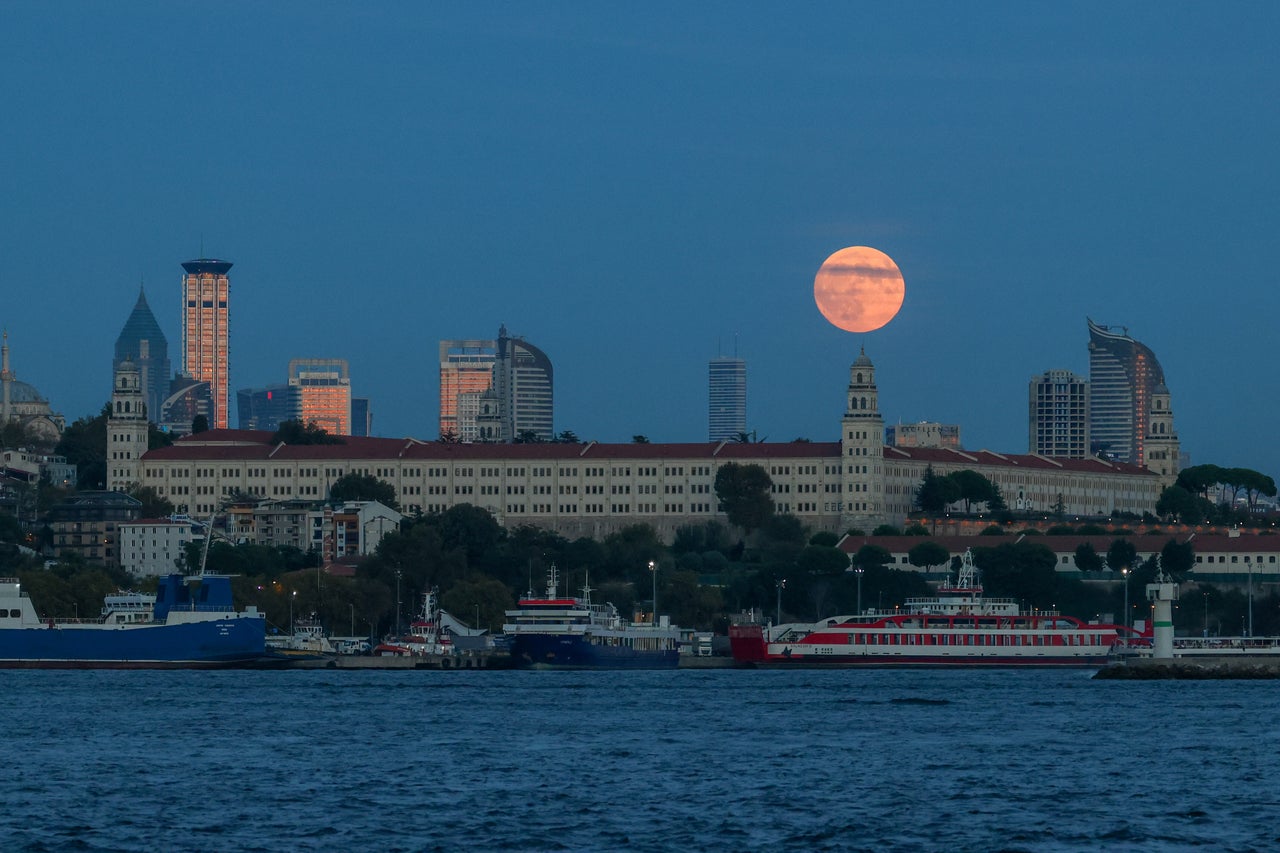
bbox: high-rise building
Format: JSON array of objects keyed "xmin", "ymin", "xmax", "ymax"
[
  {"xmin": 159, "ymin": 376, "xmax": 212, "ymax": 436},
  {"xmin": 1087, "ymin": 318, "xmax": 1166, "ymax": 464},
  {"xmin": 708, "ymin": 357, "xmax": 746, "ymax": 441},
  {"xmin": 113, "ymin": 286, "xmax": 170, "ymax": 423},
  {"xmin": 181, "ymin": 258, "xmax": 232, "ymax": 429},
  {"xmin": 236, "ymin": 384, "xmax": 300, "ymax": 432},
  {"xmin": 351, "ymin": 397, "xmax": 371, "ymax": 437},
  {"xmin": 1028, "ymin": 369, "xmax": 1090, "ymax": 458},
  {"xmin": 288, "ymin": 358, "xmax": 351, "ymax": 435},
  {"xmin": 438, "ymin": 326, "xmax": 553, "ymax": 442},
  {"xmin": 439, "ymin": 339, "xmax": 497, "ymax": 441}
]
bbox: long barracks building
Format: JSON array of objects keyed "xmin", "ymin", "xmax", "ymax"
[{"xmin": 133, "ymin": 351, "xmax": 1166, "ymax": 541}]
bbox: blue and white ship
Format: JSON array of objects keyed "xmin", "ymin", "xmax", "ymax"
[
  {"xmin": 0, "ymin": 573, "xmax": 267, "ymax": 669},
  {"xmin": 503, "ymin": 566, "xmax": 680, "ymax": 669}
]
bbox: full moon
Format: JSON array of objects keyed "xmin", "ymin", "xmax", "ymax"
[{"xmin": 813, "ymin": 246, "xmax": 905, "ymax": 333}]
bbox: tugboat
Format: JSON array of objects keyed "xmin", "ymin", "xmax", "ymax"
[
  {"xmin": 374, "ymin": 588, "xmax": 454, "ymax": 658},
  {"xmin": 503, "ymin": 566, "xmax": 680, "ymax": 669},
  {"xmin": 729, "ymin": 549, "xmax": 1147, "ymax": 667}
]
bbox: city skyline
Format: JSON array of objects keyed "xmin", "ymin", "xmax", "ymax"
[{"xmin": 5, "ymin": 6, "xmax": 1280, "ymax": 475}]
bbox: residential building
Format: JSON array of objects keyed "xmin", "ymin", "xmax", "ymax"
[
  {"xmin": 119, "ymin": 516, "xmax": 203, "ymax": 577},
  {"xmin": 236, "ymin": 384, "xmax": 300, "ymax": 432},
  {"xmin": 181, "ymin": 258, "xmax": 233, "ymax": 430},
  {"xmin": 708, "ymin": 356, "xmax": 746, "ymax": 441},
  {"xmin": 887, "ymin": 422, "xmax": 961, "ymax": 450},
  {"xmin": 221, "ymin": 499, "xmax": 400, "ymax": 557},
  {"xmin": 1029, "ymin": 369, "xmax": 1090, "ymax": 458},
  {"xmin": 136, "ymin": 348, "xmax": 1163, "ymax": 540},
  {"xmin": 106, "ymin": 359, "xmax": 149, "ymax": 491},
  {"xmin": 113, "ymin": 285, "xmax": 170, "ymax": 422},
  {"xmin": 0, "ymin": 332, "xmax": 65, "ymax": 444},
  {"xmin": 439, "ymin": 326, "xmax": 553, "ymax": 442},
  {"xmin": 1087, "ymin": 318, "xmax": 1167, "ymax": 464},
  {"xmin": 289, "ymin": 358, "xmax": 350, "ymax": 435},
  {"xmin": 48, "ymin": 491, "xmax": 142, "ymax": 569}
]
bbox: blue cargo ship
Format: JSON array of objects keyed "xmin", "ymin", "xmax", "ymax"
[
  {"xmin": 0, "ymin": 573, "xmax": 267, "ymax": 669},
  {"xmin": 503, "ymin": 567, "xmax": 680, "ymax": 669}
]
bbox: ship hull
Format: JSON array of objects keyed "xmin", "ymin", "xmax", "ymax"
[
  {"xmin": 511, "ymin": 633, "xmax": 680, "ymax": 669},
  {"xmin": 0, "ymin": 618, "xmax": 267, "ymax": 669}
]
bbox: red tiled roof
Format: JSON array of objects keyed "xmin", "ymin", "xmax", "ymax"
[
  {"xmin": 838, "ymin": 532, "xmax": 1280, "ymax": 556},
  {"xmin": 883, "ymin": 445, "xmax": 1154, "ymax": 476}
]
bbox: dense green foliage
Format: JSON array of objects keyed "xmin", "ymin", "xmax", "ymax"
[
  {"xmin": 713, "ymin": 462, "xmax": 774, "ymax": 533},
  {"xmin": 329, "ymin": 473, "xmax": 400, "ymax": 511},
  {"xmin": 271, "ymin": 420, "xmax": 345, "ymax": 445}
]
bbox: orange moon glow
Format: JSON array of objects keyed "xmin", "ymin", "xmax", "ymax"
[{"xmin": 813, "ymin": 246, "xmax": 905, "ymax": 333}]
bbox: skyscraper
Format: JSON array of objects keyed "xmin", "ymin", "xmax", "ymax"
[
  {"xmin": 708, "ymin": 356, "xmax": 746, "ymax": 441},
  {"xmin": 438, "ymin": 326, "xmax": 553, "ymax": 442},
  {"xmin": 236, "ymin": 384, "xmax": 299, "ymax": 432},
  {"xmin": 181, "ymin": 258, "xmax": 232, "ymax": 429},
  {"xmin": 351, "ymin": 397, "xmax": 371, "ymax": 437},
  {"xmin": 439, "ymin": 339, "xmax": 497, "ymax": 441},
  {"xmin": 113, "ymin": 285, "xmax": 170, "ymax": 423},
  {"xmin": 288, "ymin": 358, "xmax": 351, "ymax": 435},
  {"xmin": 1028, "ymin": 369, "xmax": 1090, "ymax": 458},
  {"xmin": 1087, "ymin": 318, "xmax": 1166, "ymax": 464}
]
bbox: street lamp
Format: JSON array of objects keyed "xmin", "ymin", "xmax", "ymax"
[
  {"xmin": 1121, "ymin": 567, "xmax": 1129, "ymax": 646},
  {"xmin": 775, "ymin": 578, "xmax": 787, "ymax": 627},
  {"xmin": 394, "ymin": 568, "xmax": 402, "ymax": 637},
  {"xmin": 648, "ymin": 560, "xmax": 657, "ymax": 624},
  {"xmin": 855, "ymin": 567, "xmax": 864, "ymax": 615},
  {"xmin": 350, "ymin": 602, "xmax": 355, "ymax": 637},
  {"xmin": 290, "ymin": 590, "xmax": 297, "ymax": 635},
  {"xmin": 474, "ymin": 603, "xmax": 481, "ymax": 633},
  {"xmin": 1202, "ymin": 593, "xmax": 1209, "ymax": 638},
  {"xmin": 1246, "ymin": 558, "xmax": 1254, "ymax": 638}
]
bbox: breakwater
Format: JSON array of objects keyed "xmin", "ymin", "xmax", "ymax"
[{"xmin": 1095, "ymin": 657, "xmax": 1280, "ymax": 679}]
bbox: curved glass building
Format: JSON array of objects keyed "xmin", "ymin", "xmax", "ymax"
[{"xmin": 1087, "ymin": 318, "xmax": 1165, "ymax": 464}]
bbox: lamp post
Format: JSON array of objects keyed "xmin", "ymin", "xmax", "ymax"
[
  {"xmin": 648, "ymin": 560, "xmax": 657, "ymax": 624},
  {"xmin": 855, "ymin": 567, "xmax": 864, "ymax": 615},
  {"xmin": 475, "ymin": 603, "xmax": 481, "ymax": 633},
  {"xmin": 1246, "ymin": 558, "xmax": 1253, "ymax": 637},
  {"xmin": 394, "ymin": 568, "xmax": 402, "ymax": 637},
  {"xmin": 290, "ymin": 590, "xmax": 297, "ymax": 635},
  {"xmin": 1202, "ymin": 593, "xmax": 1208, "ymax": 638},
  {"xmin": 1121, "ymin": 567, "xmax": 1129, "ymax": 646},
  {"xmin": 775, "ymin": 578, "xmax": 786, "ymax": 626},
  {"xmin": 350, "ymin": 603, "xmax": 355, "ymax": 637}
]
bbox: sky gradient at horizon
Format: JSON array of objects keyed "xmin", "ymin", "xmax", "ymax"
[{"xmin": 3, "ymin": 5, "xmax": 1278, "ymax": 477}]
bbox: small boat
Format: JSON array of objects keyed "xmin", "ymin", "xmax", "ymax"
[
  {"xmin": 0, "ymin": 574, "xmax": 266, "ymax": 669},
  {"xmin": 729, "ymin": 549, "xmax": 1147, "ymax": 667},
  {"xmin": 266, "ymin": 618, "xmax": 337, "ymax": 660},
  {"xmin": 503, "ymin": 566, "xmax": 680, "ymax": 669},
  {"xmin": 374, "ymin": 588, "xmax": 454, "ymax": 657}
]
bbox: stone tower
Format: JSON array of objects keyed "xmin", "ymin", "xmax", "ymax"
[
  {"xmin": 107, "ymin": 359, "xmax": 149, "ymax": 492},
  {"xmin": 1143, "ymin": 382, "xmax": 1179, "ymax": 488},
  {"xmin": 840, "ymin": 347, "xmax": 886, "ymax": 531}
]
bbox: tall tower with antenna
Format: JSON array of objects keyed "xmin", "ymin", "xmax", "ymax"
[{"xmin": 708, "ymin": 336, "xmax": 746, "ymax": 441}]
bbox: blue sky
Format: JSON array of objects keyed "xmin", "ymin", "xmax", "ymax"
[{"xmin": 4, "ymin": 4, "xmax": 1278, "ymax": 476}]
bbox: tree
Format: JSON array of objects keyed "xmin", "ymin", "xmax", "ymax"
[
  {"xmin": 330, "ymin": 473, "xmax": 400, "ymax": 510},
  {"xmin": 1106, "ymin": 539, "xmax": 1138, "ymax": 573},
  {"xmin": 1051, "ymin": 493, "xmax": 1067, "ymax": 520},
  {"xmin": 128, "ymin": 485, "xmax": 174, "ymax": 518},
  {"xmin": 513, "ymin": 430, "xmax": 543, "ymax": 444},
  {"xmin": 441, "ymin": 576, "xmax": 514, "ymax": 633},
  {"xmin": 271, "ymin": 420, "xmax": 344, "ymax": 445},
  {"xmin": 907, "ymin": 540, "xmax": 950, "ymax": 571},
  {"xmin": 54, "ymin": 403, "xmax": 110, "ymax": 490},
  {"xmin": 1073, "ymin": 543, "xmax": 1104, "ymax": 572},
  {"xmin": 631, "ymin": 435, "xmax": 650, "ymax": 444},
  {"xmin": 554, "ymin": 430, "xmax": 581, "ymax": 444},
  {"xmin": 713, "ymin": 462, "xmax": 774, "ymax": 533},
  {"xmin": 436, "ymin": 428, "xmax": 461, "ymax": 444},
  {"xmin": 191, "ymin": 414, "xmax": 209, "ymax": 435},
  {"xmin": 872, "ymin": 524, "xmax": 902, "ymax": 536},
  {"xmin": 1156, "ymin": 485, "xmax": 1202, "ymax": 523},
  {"xmin": 914, "ymin": 465, "xmax": 958, "ymax": 513},
  {"xmin": 947, "ymin": 470, "xmax": 995, "ymax": 513},
  {"xmin": 850, "ymin": 544, "xmax": 892, "ymax": 572},
  {"xmin": 1160, "ymin": 538, "xmax": 1195, "ymax": 579}
]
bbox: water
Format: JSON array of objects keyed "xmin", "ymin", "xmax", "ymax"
[{"xmin": 2, "ymin": 668, "xmax": 1277, "ymax": 852}]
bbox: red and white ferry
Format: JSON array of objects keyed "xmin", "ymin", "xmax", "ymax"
[{"xmin": 729, "ymin": 550, "xmax": 1149, "ymax": 667}]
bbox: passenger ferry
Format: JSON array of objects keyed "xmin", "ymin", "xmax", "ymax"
[
  {"xmin": 729, "ymin": 550, "xmax": 1147, "ymax": 667},
  {"xmin": 503, "ymin": 566, "xmax": 680, "ymax": 669}
]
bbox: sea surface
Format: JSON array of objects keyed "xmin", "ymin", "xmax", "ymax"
[{"xmin": 2, "ymin": 667, "xmax": 1277, "ymax": 852}]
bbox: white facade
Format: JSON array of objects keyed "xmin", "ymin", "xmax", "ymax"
[{"xmin": 119, "ymin": 518, "xmax": 202, "ymax": 577}]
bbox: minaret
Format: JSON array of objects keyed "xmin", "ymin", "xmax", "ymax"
[
  {"xmin": 840, "ymin": 347, "xmax": 886, "ymax": 531},
  {"xmin": 1143, "ymin": 382, "xmax": 1179, "ymax": 488},
  {"xmin": 107, "ymin": 359, "xmax": 149, "ymax": 492},
  {"xmin": 0, "ymin": 331, "xmax": 12, "ymax": 424}
]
